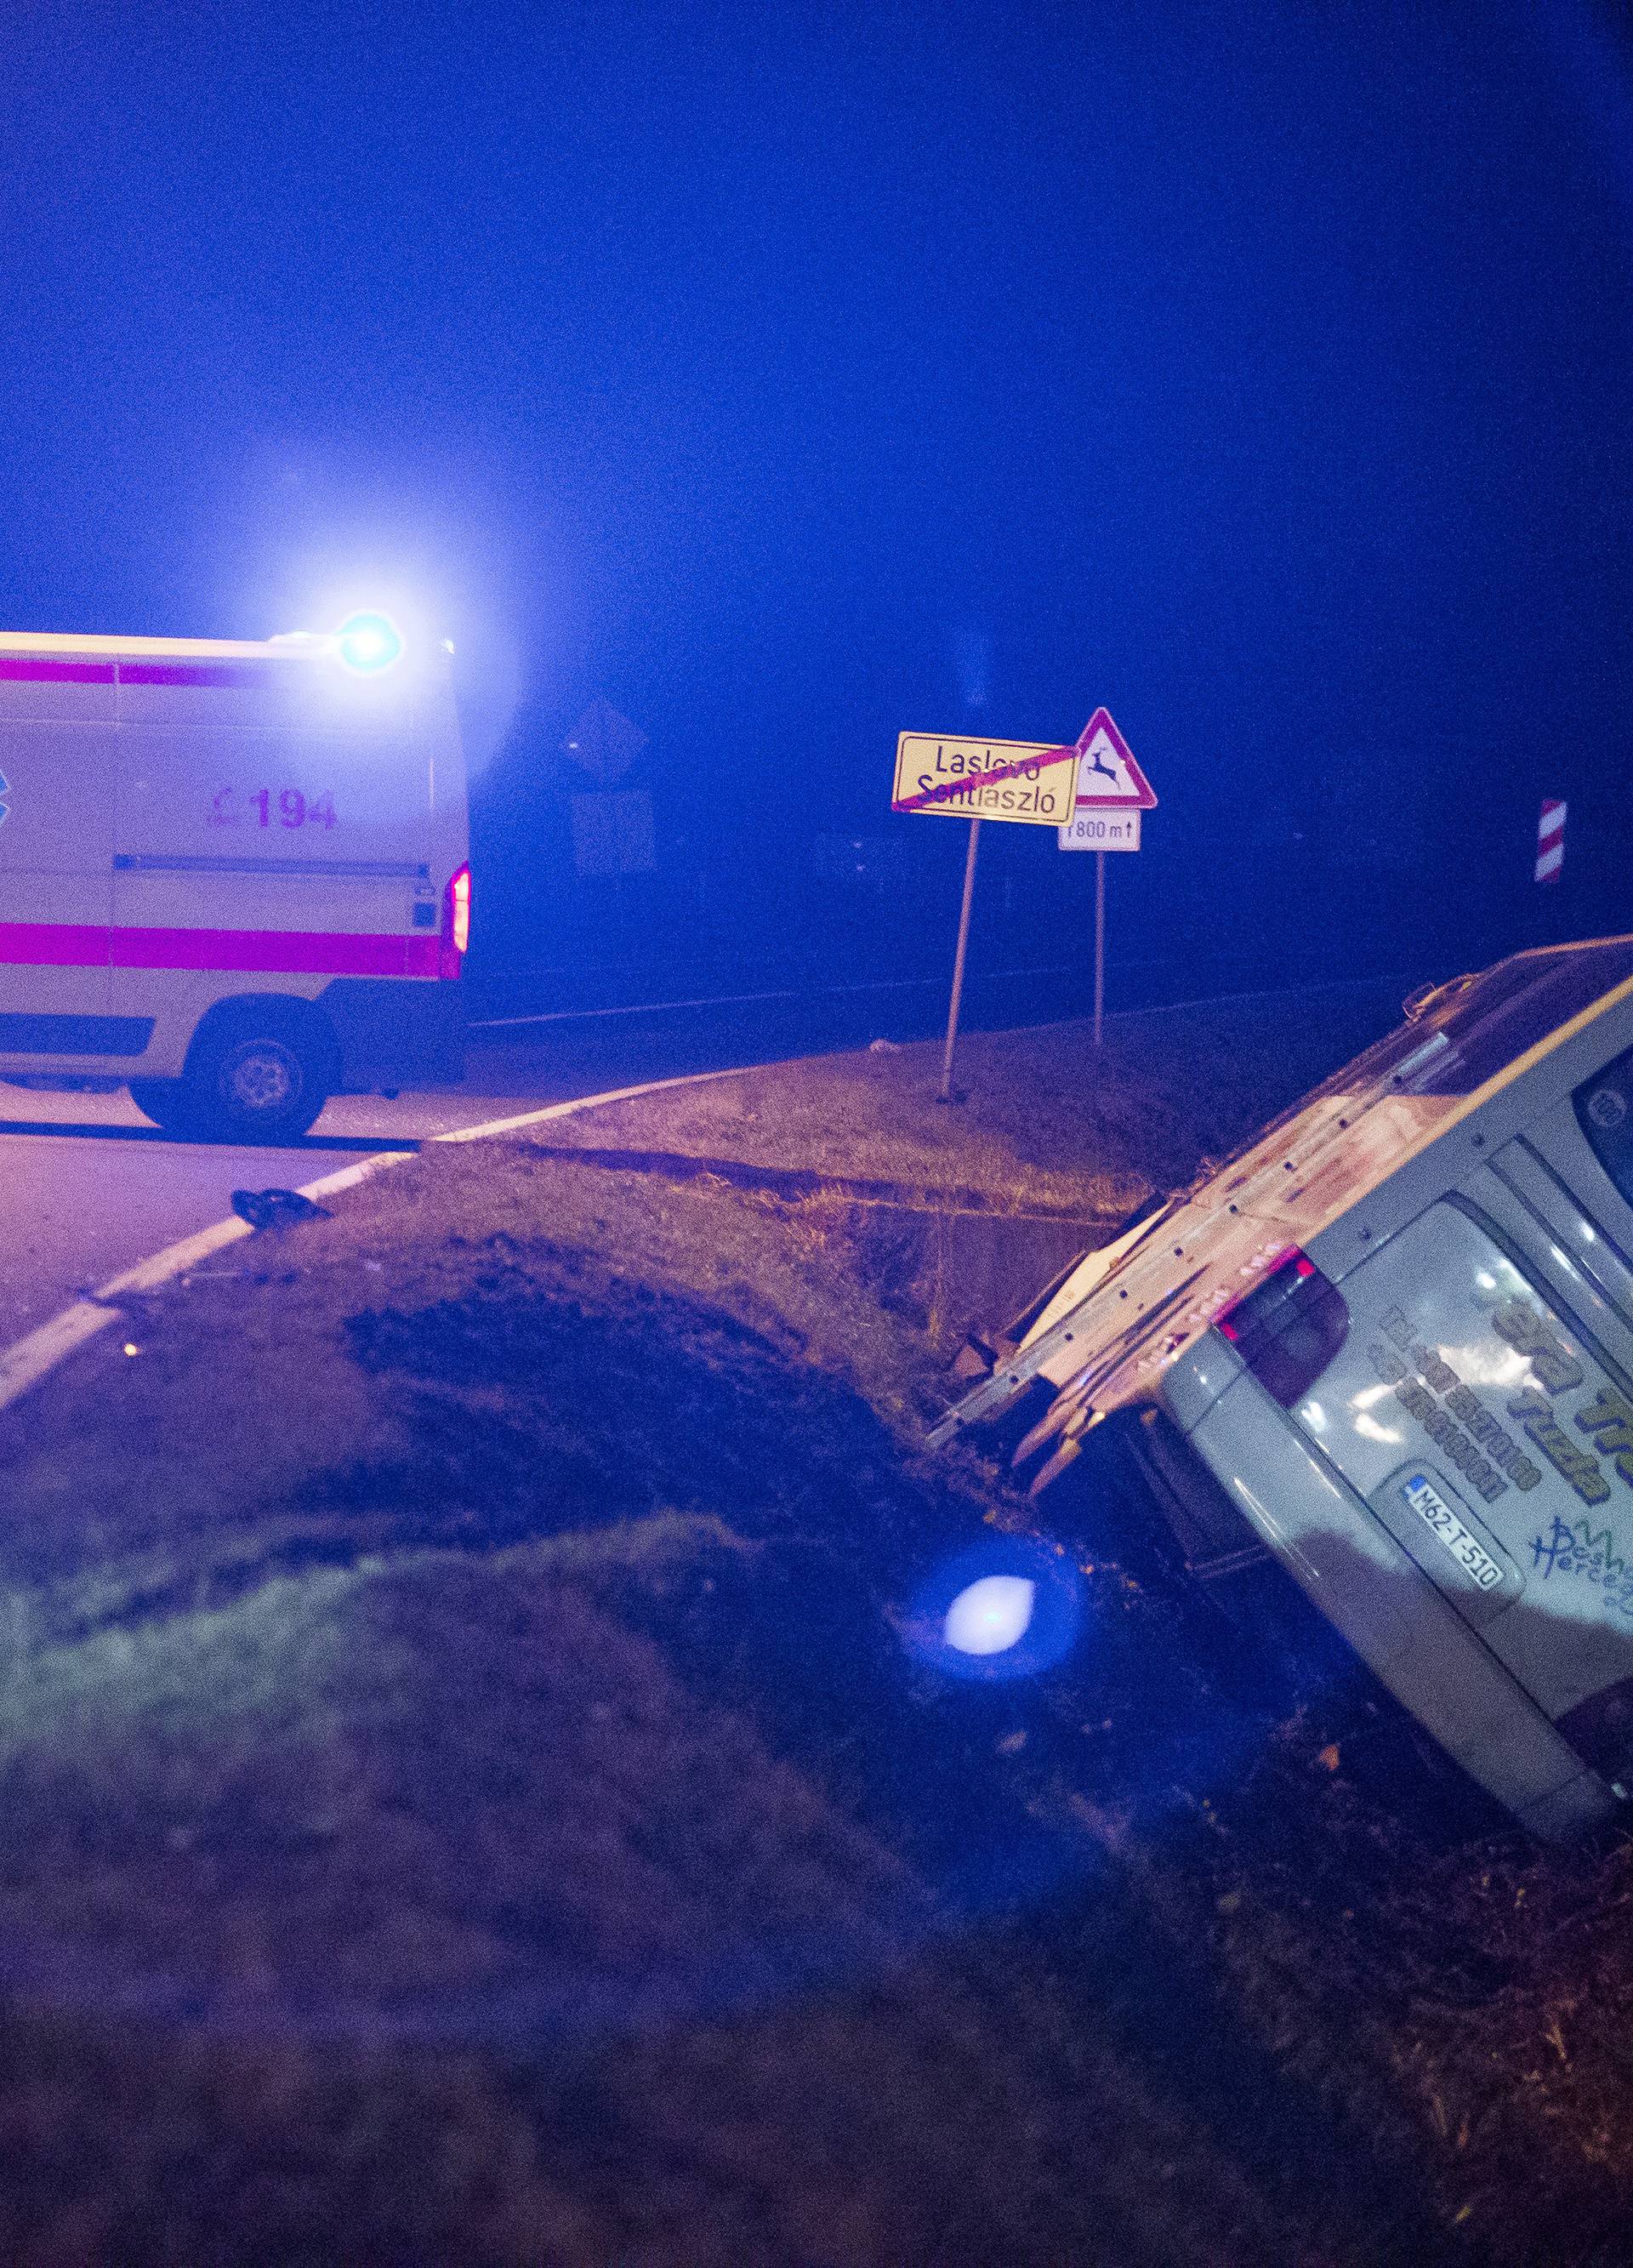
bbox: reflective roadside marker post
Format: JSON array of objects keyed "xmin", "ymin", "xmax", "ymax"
[
  {"xmin": 1055, "ymin": 710, "xmax": 1158, "ymax": 1046},
  {"xmin": 891, "ymin": 730, "xmax": 1084, "ymax": 1103},
  {"xmin": 1536, "ymin": 798, "xmax": 1566, "ymax": 886}
]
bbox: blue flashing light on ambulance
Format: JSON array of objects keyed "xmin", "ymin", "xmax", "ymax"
[
  {"xmin": 935, "ymin": 939, "xmax": 1633, "ymax": 1838},
  {"xmin": 0, "ymin": 618, "xmax": 469, "ymax": 1140}
]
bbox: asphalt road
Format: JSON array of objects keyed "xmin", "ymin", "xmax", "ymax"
[
  {"xmin": 0, "ymin": 966, "xmax": 1411, "ymax": 1344},
  {"xmin": 0, "ymin": 1031, "xmax": 727, "ymax": 1342}
]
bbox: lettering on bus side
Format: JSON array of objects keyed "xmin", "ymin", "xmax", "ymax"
[
  {"xmin": 1373, "ymin": 1295, "xmax": 1633, "ymax": 1508},
  {"xmin": 1528, "ymin": 1513, "xmax": 1633, "ymax": 1619},
  {"xmin": 1575, "ymin": 1385, "xmax": 1633, "ymax": 1484},
  {"xmin": 1369, "ymin": 1303, "xmax": 1544, "ymax": 1502},
  {"xmin": 1490, "ymin": 1298, "xmax": 1616, "ymax": 1507},
  {"xmin": 1368, "ymin": 1348, "xmax": 1513, "ymax": 1503}
]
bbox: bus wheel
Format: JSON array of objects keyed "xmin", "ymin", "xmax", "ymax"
[
  {"xmin": 187, "ymin": 1015, "xmax": 333, "ymax": 1143},
  {"xmin": 128, "ymin": 1079, "xmax": 201, "ymax": 1136}
]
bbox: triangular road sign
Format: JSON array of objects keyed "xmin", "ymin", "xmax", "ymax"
[{"xmin": 1073, "ymin": 708, "xmax": 1157, "ymax": 808}]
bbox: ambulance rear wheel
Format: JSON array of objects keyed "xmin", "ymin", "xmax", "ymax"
[{"xmin": 186, "ymin": 1017, "xmax": 332, "ymax": 1143}]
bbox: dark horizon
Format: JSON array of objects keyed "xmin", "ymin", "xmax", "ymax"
[{"xmin": 3, "ymin": 0, "xmax": 1632, "ymax": 970}]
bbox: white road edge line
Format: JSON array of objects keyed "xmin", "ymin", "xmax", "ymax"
[{"xmin": 0, "ymin": 1063, "xmax": 751, "ymax": 1417}]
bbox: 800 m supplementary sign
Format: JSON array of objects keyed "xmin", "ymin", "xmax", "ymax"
[{"xmin": 891, "ymin": 734, "xmax": 1079, "ymax": 827}]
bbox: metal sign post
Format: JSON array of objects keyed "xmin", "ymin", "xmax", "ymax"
[
  {"xmin": 940, "ymin": 818, "xmax": 982, "ymax": 1102},
  {"xmin": 891, "ymin": 729, "xmax": 1083, "ymax": 1108},
  {"xmin": 1055, "ymin": 710, "xmax": 1157, "ymax": 1047},
  {"xmin": 1094, "ymin": 850, "xmax": 1106, "ymax": 1048}
]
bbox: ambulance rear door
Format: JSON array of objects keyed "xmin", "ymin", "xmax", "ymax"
[
  {"xmin": 111, "ymin": 653, "xmax": 437, "ymax": 1039},
  {"xmin": 0, "ymin": 656, "xmax": 117, "ymax": 1057}
]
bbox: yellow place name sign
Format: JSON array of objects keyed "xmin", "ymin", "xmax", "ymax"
[{"xmin": 891, "ymin": 732, "xmax": 1081, "ymax": 826}]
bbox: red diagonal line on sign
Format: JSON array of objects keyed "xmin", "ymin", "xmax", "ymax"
[{"xmin": 893, "ymin": 746, "xmax": 1073, "ymax": 813}]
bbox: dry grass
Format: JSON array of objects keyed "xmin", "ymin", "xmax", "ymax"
[{"xmin": 543, "ymin": 990, "xmax": 1359, "ymax": 1211}]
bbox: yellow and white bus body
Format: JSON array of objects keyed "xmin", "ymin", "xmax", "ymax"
[
  {"xmin": 936, "ymin": 941, "xmax": 1633, "ymax": 1838},
  {"xmin": 0, "ymin": 628, "xmax": 469, "ymax": 1140}
]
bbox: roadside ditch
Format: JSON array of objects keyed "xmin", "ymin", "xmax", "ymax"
[{"xmin": 0, "ymin": 992, "xmax": 1619, "ymax": 2265}]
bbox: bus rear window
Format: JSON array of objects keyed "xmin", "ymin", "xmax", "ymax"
[{"xmin": 1576, "ymin": 1043, "xmax": 1633, "ymax": 1208}]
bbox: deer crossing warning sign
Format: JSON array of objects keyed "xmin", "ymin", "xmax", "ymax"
[{"xmin": 890, "ymin": 733, "xmax": 1080, "ymax": 826}]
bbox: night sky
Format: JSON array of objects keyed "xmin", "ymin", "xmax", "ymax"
[{"xmin": 3, "ymin": 1, "xmax": 1631, "ymax": 935}]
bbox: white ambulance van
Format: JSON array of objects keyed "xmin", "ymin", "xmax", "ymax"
[
  {"xmin": 934, "ymin": 939, "xmax": 1633, "ymax": 1838},
  {"xmin": 0, "ymin": 617, "xmax": 469, "ymax": 1141}
]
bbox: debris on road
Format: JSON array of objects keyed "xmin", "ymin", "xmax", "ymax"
[{"xmin": 229, "ymin": 1187, "xmax": 334, "ymax": 1234}]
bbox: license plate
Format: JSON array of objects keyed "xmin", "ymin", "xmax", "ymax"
[{"xmin": 1401, "ymin": 1472, "xmax": 1505, "ymax": 1592}]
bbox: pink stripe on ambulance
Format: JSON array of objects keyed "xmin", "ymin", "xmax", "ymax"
[{"xmin": 0, "ymin": 922, "xmax": 440, "ymax": 977}]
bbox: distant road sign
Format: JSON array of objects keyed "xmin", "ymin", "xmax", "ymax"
[
  {"xmin": 1536, "ymin": 798, "xmax": 1566, "ymax": 885},
  {"xmin": 1059, "ymin": 807, "xmax": 1140, "ymax": 852},
  {"xmin": 570, "ymin": 789, "xmax": 657, "ymax": 875},
  {"xmin": 1073, "ymin": 709, "xmax": 1157, "ymax": 809},
  {"xmin": 891, "ymin": 732, "xmax": 1079, "ymax": 826},
  {"xmin": 564, "ymin": 699, "xmax": 647, "ymax": 784}
]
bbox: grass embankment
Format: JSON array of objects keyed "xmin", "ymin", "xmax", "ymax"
[
  {"xmin": 535, "ymin": 1002, "xmax": 1305, "ymax": 1212},
  {"xmin": 0, "ymin": 990, "xmax": 1625, "ymax": 2263}
]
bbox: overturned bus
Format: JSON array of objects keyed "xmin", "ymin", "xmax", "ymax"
[{"xmin": 932, "ymin": 939, "xmax": 1633, "ymax": 1838}]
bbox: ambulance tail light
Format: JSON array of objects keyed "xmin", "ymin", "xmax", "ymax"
[
  {"xmin": 441, "ymin": 863, "xmax": 470, "ymax": 977},
  {"xmin": 1212, "ymin": 1247, "xmax": 1349, "ymax": 1408}
]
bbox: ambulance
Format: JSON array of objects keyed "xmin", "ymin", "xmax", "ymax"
[
  {"xmin": 933, "ymin": 938, "xmax": 1633, "ymax": 1838},
  {"xmin": 0, "ymin": 615, "xmax": 469, "ymax": 1140}
]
